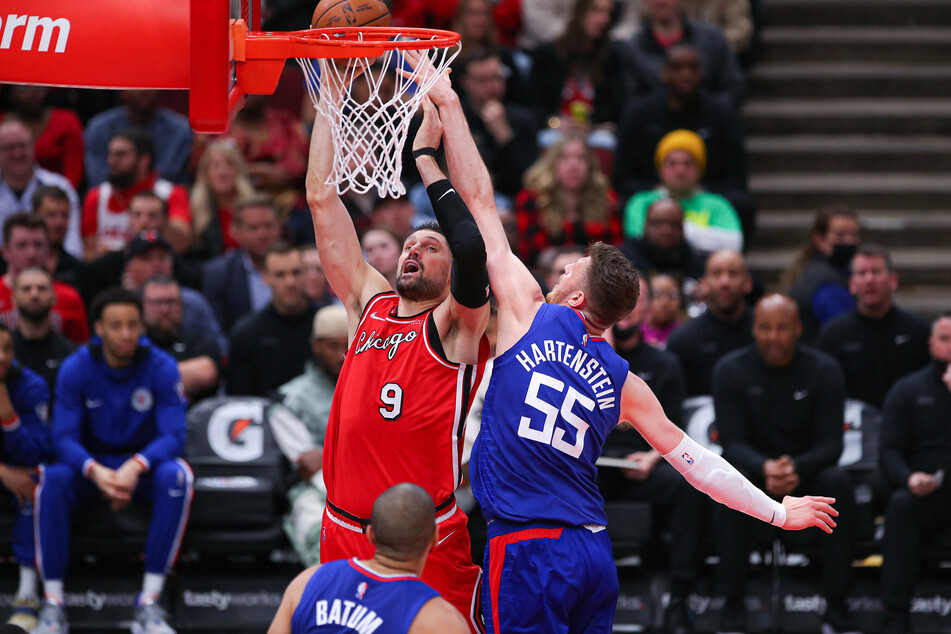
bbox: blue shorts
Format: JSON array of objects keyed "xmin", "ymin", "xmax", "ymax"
[{"xmin": 482, "ymin": 519, "xmax": 618, "ymax": 634}]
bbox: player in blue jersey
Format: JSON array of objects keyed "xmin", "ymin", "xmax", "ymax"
[
  {"xmin": 33, "ymin": 288, "xmax": 191, "ymax": 634},
  {"xmin": 0, "ymin": 322, "xmax": 52, "ymax": 632},
  {"xmin": 400, "ymin": 50, "xmax": 842, "ymax": 634},
  {"xmin": 268, "ymin": 483, "xmax": 468, "ymax": 634}
]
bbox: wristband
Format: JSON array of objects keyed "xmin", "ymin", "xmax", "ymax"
[
  {"xmin": 0, "ymin": 413, "xmax": 19, "ymax": 432},
  {"xmin": 412, "ymin": 147, "xmax": 438, "ymax": 159}
]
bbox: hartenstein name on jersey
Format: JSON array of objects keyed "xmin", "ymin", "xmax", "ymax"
[
  {"xmin": 354, "ymin": 329, "xmax": 418, "ymax": 360},
  {"xmin": 514, "ymin": 339, "xmax": 617, "ymax": 408},
  {"xmin": 313, "ymin": 598, "xmax": 383, "ymax": 633}
]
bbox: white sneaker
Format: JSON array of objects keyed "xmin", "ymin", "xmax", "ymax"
[
  {"xmin": 131, "ymin": 601, "xmax": 176, "ymax": 634},
  {"xmin": 33, "ymin": 600, "xmax": 68, "ymax": 634}
]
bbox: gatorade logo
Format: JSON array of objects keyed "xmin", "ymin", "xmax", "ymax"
[
  {"xmin": 207, "ymin": 401, "xmax": 266, "ymax": 462},
  {"xmin": 0, "ymin": 15, "xmax": 71, "ymax": 53}
]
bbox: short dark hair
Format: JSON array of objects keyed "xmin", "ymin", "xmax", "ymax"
[
  {"xmin": 234, "ymin": 194, "xmax": 277, "ymax": 226},
  {"xmin": 90, "ymin": 287, "xmax": 143, "ymax": 323},
  {"xmin": 31, "ymin": 185, "xmax": 70, "ymax": 213},
  {"xmin": 3, "ymin": 213, "xmax": 49, "ymax": 244},
  {"xmin": 111, "ymin": 128, "xmax": 153, "ymax": 159},
  {"xmin": 141, "ymin": 274, "xmax": 180, "ymax": 296},
  {"xmin": 129, "ymin": 191, "xmax": 168, "ymax": 217},
  {"xmin": 412, "ymin": 221, "xmax": 445, "ymax": 237},
  {"xmin": 853, "ymin": 243, "xmax": 894, "ymax": 272},
  {"xmin": 585, "ymin": 242, "xmax": 640, "ymax": 327},
  {"xmin": 458, "ymin": 47, "xmax": 503, "ymax": 77},
  {"xmin": 263, "ymin": 241, "xmax": 298, "ymax": 269},
  {"xmin": 370, "ymin": 483, "xmax": 435, "ymax": 560}
]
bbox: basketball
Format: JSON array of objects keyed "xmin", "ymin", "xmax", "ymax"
[{"xmin": 311, "ymin": 0, "xmax": 392, "ymax": 29}]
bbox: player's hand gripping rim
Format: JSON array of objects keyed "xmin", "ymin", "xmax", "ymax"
[
  {"xmin": 396, "ymin": 49, "xmax": 455, "ymax": 106},
  {"xmin": 781, "ymin": 495, "xmax": 838, "ymax": 533}
]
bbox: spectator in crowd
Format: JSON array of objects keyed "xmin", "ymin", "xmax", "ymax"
[
  {"xmin": 267, "ymin": 483, "xmax": 469, "ymax": 634},
  {"xmin": 667, "ymin": 249, "xmax": 752, "ymax": 395},
  {"xmin": 528, "ymin": 0, "xmax": 630, "ymax": 145},
  {"xmin": 457, "ymin": 50, "xmax": 538, "ymax": 199},
  {"xmin": 0, "ymin": 85, "xmax": 85, "ymax": 189},
  {"xmin": 599, "ymin": 274, "xmax": 701, "ymax": 634},
  {"xmin": 879, "ymin": 313, "xmax": 951, "ymax": 634},
  {"xmin": 624, "ymin": 130, "xmax": 744, "ymax": 254},
  {"xmin": 189, "ymin": 139, "xmax": 258, "ymax": 259},
  {"xmin": 0, "ymin": 121, "xmax": 82, "ymax": 256},
  {"xmin": 203, "ymin": 195, "xmax": 282, "ymax": 334},
  {"xmin": 622, "ymin": 0, "xmax": 745, "ymax": 108},
  {"xmin": 818, "ymin": 244, "xmax": 930, "ymax": 409},
  {"xmin": 515, "ymin": 133, "xmax": 621, "ymax": 266},
  {"xmin": 361, "ymin": 227, "xmax": 403, "ymax": 290},
  {"xmin": 452, "ymin": 0, "xmax": 529, "ymax": 106},
  {"xmin": 643, "ymin": 272, "xmax": 686, "ymax": 349},
  {"xmin": 142, "ymin": 275, "xmax": 222, "ymax": 403},
  {"xmin": 300, "ymin": 245, "xmax": 335, "ymax": 309},
  {"xmin": 81, "ymin": 192, "xmax": 204, "ymax": 304},
  {"xmin": 33, "ymin": 288, "xmax": 190, "ymax": 634},
  {"xmin": 227, "ymin": 243, "xmax": 317, "ymax": 397},
  {"xmin": 538, "ymin": 244, "xmax": 587, "ymax": 294},
  {"xmin": 81, "ymin": 129, "xmax": 192, "ymax": 258},
  {"xmin": 84, "ymin": 90, "xmax": 192, "ymax": 186},
  {"xmin": 681, "ymin": 0, "xmax": 754, "ymax": 55},
  {"xmin": 0, "ymin": 214, "xmax": 89, "ymax": 344},
  {"xmin": 196, "ymin": 94, "xmax": 308, "ymax": 217},
  {"xmin": 518, "ymin": 0, "xmax": 642, "ymax": 48},
  {"xmin": 783, "ymin": 206, "xmax": 860, "ymax": 344},
  {"xmin": 621, "ymin": 197, "xmax": 707, "ymax": 282},
  {"xmin": 0, "ymin": 322, "xmax": 51, "ymax": 633},
  {"xmin": 31, "ymin": 185, "xmax": 84, "ymax": 289},
  {"xmin": 713, "ymin": 294, "xmax": 855, "ymax": 634},
  {"xmin": 119, "ymin": 231, "xmax": 227, "ymax": 353},
  {"xmin": 370, "ymin": 195, "xmax": 417, "ymax": 242},
  {"xmin": 11, "ymin": 267, "xmax": 76, "ymax": 395},
  {"xmin": 613, "ymin": 44, "xmax": 751, "ymax": 234},
  {"xmin": 269, "ymin": 305, "xmax": 348, "ymax": 566}
]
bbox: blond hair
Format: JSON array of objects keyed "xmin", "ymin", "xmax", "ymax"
[
  {"xmin": 523, "ymin": 133, "xmax": 611, "ymax": 237},
  {"xmin": 190, "ymin": 140, "xmax": 258, "ymax": 240}
]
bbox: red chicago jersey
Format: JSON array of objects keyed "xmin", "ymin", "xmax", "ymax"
[{"xmin": 323, "ymin": 292, "xmax": 489, "ymax": 519}]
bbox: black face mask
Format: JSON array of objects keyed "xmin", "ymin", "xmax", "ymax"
[
  {"xmin": 612, "ymin": 323, "xmax": 640, "ymax": 341},
  {"xmin": 829, "ymin": 243, "xmax": 858, "ymax": 269}
]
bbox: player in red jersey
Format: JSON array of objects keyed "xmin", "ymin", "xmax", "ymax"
[{"xmin": 305, "ymin": 77, "xmax": 491, "ymax": 633}]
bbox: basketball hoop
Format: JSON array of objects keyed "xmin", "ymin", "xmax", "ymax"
[{"xmin": 286, "ymin": 27, "xmax": 461, "ymax": 197}]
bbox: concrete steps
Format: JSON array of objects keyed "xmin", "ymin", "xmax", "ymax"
[
  {"xmin": 760, "ymin": 27, "xmax": 951, "ymax": 64},
  {"xmin": 748, "ymin": 63, "xmax": 951, "ymax": 98},
  {"xmin": 765, "ymin": 0, "xmax": 951, "ymax": 28},
  {"xmin": 743, "ymin": 99, "xmax": 951, "ymax": 135},
  {"xmin": 748, "ymin": 136, "xmax": 951, "ymax": 173},
  {"xmin": 750, "ymin": 172, "xmax": 951, "ymax": 211}
]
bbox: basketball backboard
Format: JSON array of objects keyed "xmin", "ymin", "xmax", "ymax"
[{"xmin": 0, "ymin": 0, "xmax": 259, "ymax": 132}]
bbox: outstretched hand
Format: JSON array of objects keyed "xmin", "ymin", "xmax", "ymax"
[
  {"xmin": 780, "ymin": 495, "xmax": 838, "ymax": 533},
  {"xmin": 414, "ymin": 98, "xmax": 443, "ymax": 152},
  {"xmin": 398, "ymin": 49, "xmax": 455, "ymax": 106}
]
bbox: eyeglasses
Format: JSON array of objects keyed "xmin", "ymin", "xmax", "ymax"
[{"xmin": 144, "ymin": 298, "xmax": 181, "ymax": 307}]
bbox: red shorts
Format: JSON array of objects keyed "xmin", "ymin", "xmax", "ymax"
[{"xmin": 321, "ymin": 502, "xmax": 485, "ymax": 633}]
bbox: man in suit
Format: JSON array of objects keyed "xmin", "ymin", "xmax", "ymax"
[{"xmin": 202, "ymin": 195, "xmax": 282, "ymax": 334}]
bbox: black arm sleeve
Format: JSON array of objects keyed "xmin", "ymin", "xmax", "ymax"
[{"xmin": 426, "ymin": 179, "xmax": 490, "ymax": 309}]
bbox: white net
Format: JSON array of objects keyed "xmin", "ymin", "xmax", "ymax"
[{"xmin": 297, "ymin": 34, "xmax": 460, "ymax": 198}]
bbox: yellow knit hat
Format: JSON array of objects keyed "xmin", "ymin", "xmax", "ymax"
[{"xmin": 654, "ymin": 129, "xmax": 707, "ymax": 174}]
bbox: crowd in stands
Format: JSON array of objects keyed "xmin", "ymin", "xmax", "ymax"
[{"xmin": 0, "ymin": 1, "xmax": 948, "ymax": 633}]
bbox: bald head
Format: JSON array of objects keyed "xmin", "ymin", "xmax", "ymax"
[
  {"xmin": 753, "ymin": 294, "xmax": 801, "ymax": 368},
  {"xmin": 369, "ymin": 483, "xmax": 436, "ymax": 561}
]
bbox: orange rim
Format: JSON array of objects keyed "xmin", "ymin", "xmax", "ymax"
[{"xmin": 286, "ymin": 26, "xmax": 460, "ymax": 50}]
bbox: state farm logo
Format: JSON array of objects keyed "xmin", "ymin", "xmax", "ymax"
[
  {"xmin": 0, "ymin": 15, "xmax": 71, "ymax": 53},
  {"xmin": 207, "ymin": 401, "xmax": 266, "ymax": 462}
]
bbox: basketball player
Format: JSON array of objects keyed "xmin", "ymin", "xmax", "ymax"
[
  {"xmin": 268, "ymin": 483, "xmax": 468, "ymax": 634},
  {"xmin": 404, "ymin": 51, "xmax": 840, "ymax": 634},
  {"xmin": 305, "ymin": 68, "xmax": 491, "ymax": 632}
]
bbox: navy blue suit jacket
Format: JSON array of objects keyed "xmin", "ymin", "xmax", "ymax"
[{"xmin": 202, "ymin": 250, "xmax": 253, "ymax": 335}]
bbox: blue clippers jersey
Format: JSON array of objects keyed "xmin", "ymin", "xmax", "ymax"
[
  {"xmin": 291, "ymin": 559, "xmax": 439, "ymax": 634},
  {"xmin": 472, "ymin": 303, "xmax": 631, "ymax": 526}
]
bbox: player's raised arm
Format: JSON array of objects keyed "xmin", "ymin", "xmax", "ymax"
[
  {"xmin": 618, "ymin": 372, "xmax": 839, "ymax": 533},
  {"xmin": 305, "ymin": 68, "xmax": 389, "ymax": 325},
  {"xmin": 402, "ymin": 51, "xmax": 542, "ymax": 327},
  {"xmin": 412, "ymin": 98, "xmax": 490, "ymax": 351}
]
